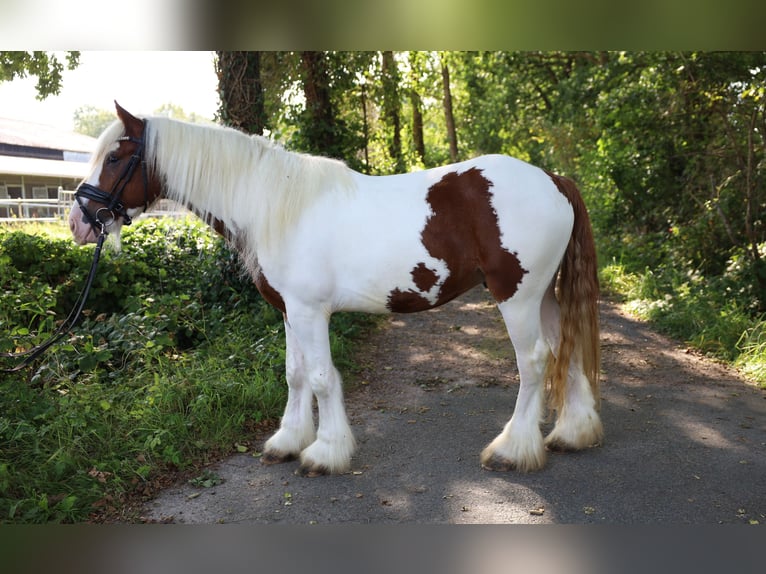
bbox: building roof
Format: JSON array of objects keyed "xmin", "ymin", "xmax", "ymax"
[
  {"xmin": 0, "ymin": 117, "xmax": 96, "ymax": 153},
  {"xmin": 0, "ymin": 154, "xmax": 89, "ymax": 179}
]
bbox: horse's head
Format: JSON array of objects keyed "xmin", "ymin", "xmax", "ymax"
[{"xmin": 69, "ymin": 102, "xmax": 162, "ymax": 246}]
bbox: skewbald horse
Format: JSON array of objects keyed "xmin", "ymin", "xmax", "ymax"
[{"xmin": 70, "ymin": 103, "xmax": 602, "ymax": 476}]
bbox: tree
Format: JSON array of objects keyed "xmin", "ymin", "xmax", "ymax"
[
  {"xmin": 298, "ymin": 51, "xmax": 339, "ymax": 155},
  {"xmin": 440, "ymin": 53, "xmax": 458, "ymax": 162},
  {"xmin": 380, "ymin": 51, "xmax": 405, "ymax": 173},
  {"xmin": 73, "ymin": 105, "xmax": 115, "ymax": 137},
  {"xmin": 215, "ymin": 51, "xmax": 266, "ymax": 135},
  {"xmin": 291, "ymin": 51, "xmax": 368, "ymax": 168},
  {"xmin": 406, "ymin": 52, "xmax": 429, "ymax": 167},
  {"xmin": 0, "ymin": 51, "xmax": 79, "ymax": 99}
]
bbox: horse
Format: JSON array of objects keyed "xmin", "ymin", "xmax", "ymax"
[{"xmin": 69, "ymin": 102, "xmax": 602, "ymax": 477}]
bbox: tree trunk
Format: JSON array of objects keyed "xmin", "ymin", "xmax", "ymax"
[
  {"xmin": 300, "ymin": 51, "xmax": 338, "ymax": 155},
  {"xmin": 441, "ymin": 56, "xmax": 458, "ymax": 162},
  {"xmin": 411, "ymin": 88, "xmax": 426, "ymax": 165},
  {"xmin": 215, "ymin": 51, "xmax": 266, "ymax": 135},
  {"xmin": 360, "ymin": 81, "xmax": 370, "ymax": 173},
  {"xmin": 381, "ymin": 51, "xmax": 404, "ymax": 173}
]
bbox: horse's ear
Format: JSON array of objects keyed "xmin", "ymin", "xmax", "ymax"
[{"xmin": 114, "ymin": 101, "xmax": 143, "ymax": 138}]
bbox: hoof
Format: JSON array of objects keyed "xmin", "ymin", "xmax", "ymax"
[
  {"xmin": 260, "ymin": 451, "xmax": 297, "ymax": 466},
  {"xmin": 295, "ymin": 463, "xmax": 330, "ymax": 478},
  {"xmin": 480, "ymin": 440, "xmax": 546, "ymax": 473},
  {"xmin": 480, "ymin": 453, "xmax": 518, "ymax": 472},
  {"xmin": 545, "ymin": 437, "xmax": 602, "ymax": 452},
  {"xmin": 544, "ymin": 439, "xmax": 580, "ymax": 453},
  {"xmin": 544, "ymin": 421, "xmax": 603, "ymax": 453}
]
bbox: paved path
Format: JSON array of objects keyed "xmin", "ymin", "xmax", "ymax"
[{"xmin": 143, "ymin": 287, "xmax": 766, "ymax": 524}]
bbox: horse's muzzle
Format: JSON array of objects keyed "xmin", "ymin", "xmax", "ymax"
[{"xmin": 68, "ymin": 202, "xmax": 98, "ymax": 245}]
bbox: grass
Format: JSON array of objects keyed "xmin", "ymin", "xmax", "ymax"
[
  {"xmin": 0, "ymin": 219, "xmax": 375, "ymax": 523},
  {"xmin": 599, "ymin": 259, "xmax": 766, "ymax": 388}
]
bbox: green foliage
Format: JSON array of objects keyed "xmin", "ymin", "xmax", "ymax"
[
  {"xmin": 601, "ymin": 257, "xmax": 766, "ymax": 386},
  {"xmin": 73, "ymin": 105, "xmax": 117, "ymax": 137},
  {"xmin": 0, "ymin": 220, "xmax": 374, "ymax": 522},
  {"xmin": 0, "ymin": 51, "xmax": 80, "ymax": 99}
]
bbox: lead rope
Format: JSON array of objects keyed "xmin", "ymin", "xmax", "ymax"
[{"xmin": 1, "ymin": 227, "xmax": 107, "ymax": 374}]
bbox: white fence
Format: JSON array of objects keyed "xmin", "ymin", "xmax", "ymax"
[{"xmin": 0, "ymin": 187, "xmax": 187, "ymax": 223}]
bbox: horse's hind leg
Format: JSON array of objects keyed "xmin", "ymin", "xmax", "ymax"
[
  {"xmin": 539, "ymin": 285, "xmax": 603, "ymax": 452},
  {"xmin": 481, "ymin": 296, "xmax": 549, "ymax": 472},
  {"xmin": 262, "ymin": 319, "xmax": 317, "ymax": 465},
  {"xmin": 544, "ymin": 369, "xmax": 603, "ymax": 452}
]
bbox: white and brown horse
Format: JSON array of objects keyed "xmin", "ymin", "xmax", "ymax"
[{"xmin": 70, "ymin": 103, "xmax": 602, "ymax": 476}]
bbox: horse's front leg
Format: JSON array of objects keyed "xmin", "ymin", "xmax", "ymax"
[
  {"xmin": 262, "ymin": 319, "xmax": 316, "ymax": 465},
  {"xmin": 285, "ymin": 307, "xmax": 356, "ymax": 476}
]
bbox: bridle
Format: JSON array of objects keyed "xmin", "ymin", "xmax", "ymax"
[
  {"xmin": 75, "ymin": 123, "xmax": 150, "ymax": 236},
  {"xmin": 2, "ymin": 123, "xmax": 151, "ymax": 375}
]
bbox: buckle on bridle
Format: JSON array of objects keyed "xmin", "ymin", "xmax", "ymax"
[{"xmin": 95, "ymin": 207, "xmax": 116, "ymax": 228}]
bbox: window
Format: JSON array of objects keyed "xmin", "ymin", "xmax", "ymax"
[
  {"xmin": 31, "ymin": 186, "xmax": 54, "ymax": 218},
  {"xmin": 0, "ymin": 184, "xmax": 8, "ymax": 218}
]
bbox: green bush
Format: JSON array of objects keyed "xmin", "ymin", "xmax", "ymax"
[
  {"xmin": 600, "ymin": 255, "xmax": 766, "ymax": 386},
  {"xmin": 0, "ymin": 220, "xmax": 374, "ymax": 523}
]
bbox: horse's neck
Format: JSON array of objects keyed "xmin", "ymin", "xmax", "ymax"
[
  {"xmin": 158, "ymin": 134, "xmax": 255, "ymax": 233},
  {"xmin": 155, "ymin": 123, "xmax": 353, "ymax": 267}
]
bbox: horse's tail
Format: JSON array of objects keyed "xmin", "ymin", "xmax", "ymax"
[{"xmin": 545, "ymin": 173, "xmax": 600, "ymax": 413}]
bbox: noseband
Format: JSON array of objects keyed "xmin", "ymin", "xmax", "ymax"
[{"xmin": 75, "ymin": 123, "xmax": 150, "ymax": 235}]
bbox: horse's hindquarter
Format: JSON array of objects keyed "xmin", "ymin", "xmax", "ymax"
[
  {"xmin": 268, "ymin": 156, "xmax": 574, "ymax": 316},
  {"xmin": 484, "ymin": 157, "xmax": 575, "ymax": 294}
]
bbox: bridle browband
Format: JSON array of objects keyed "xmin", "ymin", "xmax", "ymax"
[
  {"xmin": 1, "ymin": 123, "xmax": 151, "ymax": 375},
  {"xmin": 75, "ymin": 123, "xmax": 150, "ymax": 235}
]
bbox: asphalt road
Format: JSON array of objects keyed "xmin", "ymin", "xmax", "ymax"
[{"xmin": 142, "ymin": 288, "xmax": 766, "ymax": 524}]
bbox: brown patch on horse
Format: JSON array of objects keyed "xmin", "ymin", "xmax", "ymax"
[
  {"xmin": 411, "ymin": 262, "xmax": 439, "ymax": 292},
  {"xmin": 204, "ymin": 214, "xmax": 231, "ymax": 240},
  {"xmin": 387, "ymin": 287, "xmax": 433, "ymax": 313},
  {"xmin": 387, "ymin": 168, "xmax": 528, "ymax": 311},
  {"xmin": 254, "ymin": 268, "xmax": 287, "ymax": 314}
]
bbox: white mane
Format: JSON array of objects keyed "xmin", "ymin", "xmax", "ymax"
[{"xmin": 97, "ymin": 116, "xmax": 356, "ymax": 269}]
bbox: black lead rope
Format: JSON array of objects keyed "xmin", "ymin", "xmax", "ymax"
[
  {"xmin": 1, "ymin": 230, "xmax": 107, "ymax": 374},
  {"xmin": 2, "ymin": 127, "xmax": 147, "ymax": 375}
]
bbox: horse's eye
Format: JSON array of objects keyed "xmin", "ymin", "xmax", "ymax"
[{"xmin": 106, "ymin": 153, "xmax": 119, "ymax": 164}]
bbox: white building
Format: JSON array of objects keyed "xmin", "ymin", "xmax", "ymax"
[{"xmin": 0, "ymin": 117, "xmax": 95, "ymax": 220}]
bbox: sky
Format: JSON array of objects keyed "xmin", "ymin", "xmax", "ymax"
[{"xmin": 0, "ymin": 51, "xmax": 220, "ymax": 132}]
